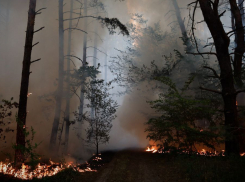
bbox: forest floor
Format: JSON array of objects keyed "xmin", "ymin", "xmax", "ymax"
[{"xmin": 1, "ymin": 149, "xmax": 245, "ymax": 182}]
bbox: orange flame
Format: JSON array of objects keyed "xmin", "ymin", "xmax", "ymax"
[{"xmin": 0, "ymin": 159, "xmax": 98, "ymax": 180}]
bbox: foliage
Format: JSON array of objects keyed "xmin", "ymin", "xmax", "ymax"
[
  {"xmin": 110, "ymin": 14, "xmax": 200, "ymax": 95},
  {"xmin": 100, "ymin": 17, "xmax": 129, "ymax": 36},
  {"xmin": 82, "ymin": 79, "xmax": 118, "ymax": 154},
  {"xmin": 13, "ymin": 118, "xmax": 41, "ymax": 167},
  {"xmin": 146, "ymin": 76, "xmax": 224, "ymax": 150},
  {"xmin": 0, "ymin": 98, "xmax": 18, "ymax": 142}
]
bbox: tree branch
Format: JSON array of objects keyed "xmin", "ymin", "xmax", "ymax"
[
  {"xmin": 200, "ymin": 86, "xmax": 222, "ymax": 94},
  {"xmin": 34, "ymin": 27, "xmax": 45, "ymax": 33},
  {"xmin": 31, "ymin": 58, "xmax": 41, "ymax": 64}
]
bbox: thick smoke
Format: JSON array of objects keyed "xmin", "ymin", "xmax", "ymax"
[{"xmin": 0, "ymin": 0, "xmax": 227, "ymax": 160}]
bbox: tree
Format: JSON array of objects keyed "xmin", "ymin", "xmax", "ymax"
[
  {"xmin": 83, "ymin": 80, "xmax": 118, "ymax": 155},
  {"xmin": 15, "ymin": 0, "xmax": 44, "ymax": 163},
  {"xmin": 172, "ymin": 0, "xmax": 192, "ymax": 51},
  {"xmin": 146, "ymin": 76, "xmax": 222, "ymax": 151},
  {"xmin": 64, "ymin": 0, "xmax": 74, "ymax": 155},
  {"xmin": 49, "ymin": 0, "xmax": 65, "ymax": 151},
  {"xmin": 188, "ymin": 0, "xmax": 245, "ymax": 155}
]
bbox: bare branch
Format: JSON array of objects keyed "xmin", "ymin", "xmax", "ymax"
[
  {"xmin": 200, "ymin": 86, "xmax": 222, "ymax": 94},
  {"xmin": 63, "ymin": 27, "xmax": 87, "ymax": 34},
  {"xmin": 36, "ymin": 8, "xmax": 47, "ymax": 15},
  {"xmin": 32, "ymin": 42, "xmax": 39, "ymax": 47},
  {"xmin": 31, "ymin": 58, "xmax": 41, "ymax": 64},
  {"xmin": 203, "ymin": 66, "xmax": 220, "ymax": 79},
  {"xmin": 34, "ymin": 26, "xmax": 45, "ymax": 33}
]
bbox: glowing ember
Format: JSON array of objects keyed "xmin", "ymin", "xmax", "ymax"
[
  {"xmin": 0, "ymin": 158, "xmax": 98, "ymax": 180},
  {"xmin": 27, "ymin": 93, "xmax": 32, "ymax": 97}
]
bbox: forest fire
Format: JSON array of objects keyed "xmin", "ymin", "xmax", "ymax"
[
  {"xmin": 0, "ymin": 159, "xmax": 97, "ymax": 180},
  {"xmin": 145, "ymin": 147, "xmax": 229, "ymax": 156}
]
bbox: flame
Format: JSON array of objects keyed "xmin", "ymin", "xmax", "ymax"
[
  {"xmin": 146, "ymin": 146, "xmax": 158, "ymax": 153},
  {"xmin": 0, "ymin": 158, "xmax": 98, "ymax": 180},
  {"xmin": 145, "ymin": 146, "xmax": 230, "ymax": 156}
]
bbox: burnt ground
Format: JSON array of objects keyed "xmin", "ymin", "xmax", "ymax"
[{"xmin": 1, "ymin": 149, "xmax": 245, "ymax": 182}]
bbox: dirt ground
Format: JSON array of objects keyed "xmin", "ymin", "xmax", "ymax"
[{"xmin": 1, "ymin": 149, "xmax": 245, "ymax": 182}]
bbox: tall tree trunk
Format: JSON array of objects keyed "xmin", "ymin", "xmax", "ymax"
[
  {"xmin": 64, "ymin": 0, "xmax": 74, "ymax": 154},
  {"xmin": 91, "ymin": 8, "xmax": 99, "ymax": 118},
  {"xmin": 172, "ymin": 0, "xmax": 192, "ymax": 51},
  {"xmin": 198, "ymin": 0, "xmax": 240, "ymax": 155},
  {"xmin": 78, "ymin": 0, "xmax": 88, "ymax": 122},
  {"xmin": 15, "ymin": 0, "xmax": 37, "ymax": 163},
  {"xmin": 238, "ymin": 0, "xmax": 245, "ymax": 25},
  {"xmin": 50, "ymin": 0, "xmax": 64, "ymax": 151},
  {"xmin": 230, "ymin": 0, "xmax": 244, "ymax": 87}
]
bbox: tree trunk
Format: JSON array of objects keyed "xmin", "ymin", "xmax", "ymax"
[
  {"xmin": 15, "ymin": 0, "xmax": 37, "ymax": 163},
  {"xmin": 64, "ymin": 0, "xmax": 74, "ymax": 154},
  {"xmin": 104, "ymin": 51, "xmax": 108, "ymax": 83},
  {"xmin": 238, "ymin": 0, "xmax": 245, "ymax": 25},
  {"xmin": 50, "ymin": 0, "xmax": 64, "ymax": 151},
  {"xmin": 91, "ymin": 8, "xmax": 99, "ymax": 118},
  {"xmin": 172, "ymin": 0, "xmax": 192, "ymax": 51},
  {"xmin": 78, "ymin": 0, "xmax": 88, "ymax": 122},
  {"xmin": 96, "ymin": 142, "xmax": 99, "ymax": 156},
  {"xmin": 230, "ymin": 0, "xmax": 244, "ymax": 87},
  {"xmin": 198, "ymin": 0, "xmax": 240, "ymax": 155}
]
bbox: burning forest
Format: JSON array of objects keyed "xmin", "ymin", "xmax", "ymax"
[{"xmin": 1, "ymin": 0, "xmax": 245, "ymax": 181}]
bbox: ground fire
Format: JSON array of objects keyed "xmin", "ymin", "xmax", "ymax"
[
  {"xmin": 0, "ymin": 157, "xmax": 102, "ymax": 180},
  {"xmin": 145, "ymin": 146, "xmax": 229, "ymax": 156}
]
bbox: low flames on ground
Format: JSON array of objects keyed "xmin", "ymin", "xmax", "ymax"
[
  {"xmin": 0, "ymin": 156, "xmax": 103, "ymax": 180},
  {"xmin": 145, "ymin": 146, "xmax": 245, "ymax": 156}
]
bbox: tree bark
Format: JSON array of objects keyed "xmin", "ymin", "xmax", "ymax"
[
  {"xmin": 50, "ymin": 0, "xmax": 64, "ymax": 151},
  {"xmin": 64, "ymin": 0, "xmax": 74, "ymax": 154},
  {"xmin": 198, "ymin": 0, "xmax": 240, "ymax": 155},
  {"xmin": 15, "ymin": 0, "xmax": 37, "ymax": 163}
]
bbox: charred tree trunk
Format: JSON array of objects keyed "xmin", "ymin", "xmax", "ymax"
[
  {"xmin": 50, "ymin": 0, "xmax": 64, "ymax": 151},
  {"xmin": 15, "ymin": 0, "xmax": 37, "ymax": 163},
  {"xmin": 172, "ymin": 0, "xmax": 192, "ymax": 51},
  {"xmin": 64, "ymin": 0, "xmax": 74, "ymax": 154},
  {"xmin": 198, "ymin": 0, "xmax": 241, "ymax": 155}
]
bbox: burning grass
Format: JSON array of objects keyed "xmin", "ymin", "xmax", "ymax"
[{"xmin": 0, "ymin": 153, "xmax": 111, "ymax": 181}]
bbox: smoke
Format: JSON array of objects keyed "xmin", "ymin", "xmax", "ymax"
[{"xmin": 0, "ymin": 0, "xmax": 231, "ymax": 161}]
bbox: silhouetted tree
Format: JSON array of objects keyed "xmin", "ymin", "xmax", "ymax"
[
  {"xmin": 189, "ymin": 0, "xmax": 245, "ymax": 155},
  {"xmin": 15, "ymin": 0, "xmax": 44, "ymax": 163}
]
